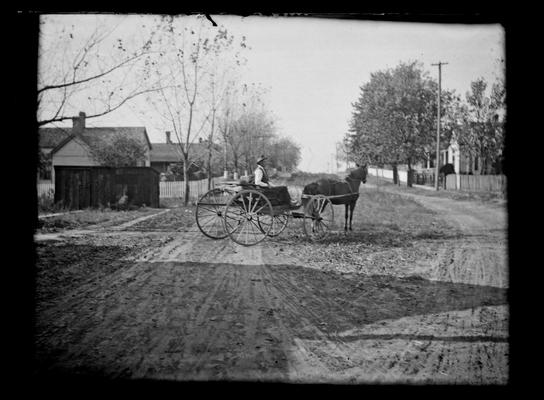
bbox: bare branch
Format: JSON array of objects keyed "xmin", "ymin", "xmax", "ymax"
[
  {"xmin": 38, "ymin": 52, "xmax": 146, "ymax": 95},
  {"xmin": 39, "ymin": 85, "xmax": 164, "ymax": 127}
]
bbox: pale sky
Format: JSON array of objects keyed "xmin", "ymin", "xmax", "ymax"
[{"xmin": 42, "ymin": 15, "xmax": 505, "ymax": 173}]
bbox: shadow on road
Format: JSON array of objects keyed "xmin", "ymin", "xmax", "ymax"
[
  {"xmin": 260, "ymin": 263, "xmax": 507, "ymax": 339},
  {"xmin": 34, "ymin": 260, "xmax": 508, "ymax": 382}
]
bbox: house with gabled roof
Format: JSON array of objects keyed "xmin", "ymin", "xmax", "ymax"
[
  {"xmin": 38, "ymin": 127, "xmax": 72, "ymax": 181},
  {"xmin": 150, "ymin": 131, "xmax": 222, "ymax": 179},
  {"xmin": 39, "ymin": 112, "xmax": 152, "ymax": 183},
  {"xmin": 150, "ymin": 131, "xmax": 184, "ymax": 173}
]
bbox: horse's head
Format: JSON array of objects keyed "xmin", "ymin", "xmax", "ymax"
[{"xmin": 351, "ymin": 163, "xmax": 368, "ymax": 184}]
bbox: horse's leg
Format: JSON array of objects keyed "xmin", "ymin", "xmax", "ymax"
[
  {"xmin": 344, "ymin": 204, "xmax": 348, "ymax": 232},
  {"xmin": 349, "ymin": 201, "xmax": 356, "ymax": 231}
]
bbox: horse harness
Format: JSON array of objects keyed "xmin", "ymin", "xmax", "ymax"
[
  {"xmin": 344, "ymin": 175, "xmax": 362, "ymax": 195},
  {"xmin": 320, "ymin": 174, "xmax": 361, "ymax": 198}
]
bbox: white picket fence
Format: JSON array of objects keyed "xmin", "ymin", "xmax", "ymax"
[
  {"xmin": 368, "ymin": 167, "xmax": 408, "ymax": 183},
  {"xmin": 160, "ymin": 178, "xmax": 218, "ymax": 201},
  {"xmin": 446, "ymin": 174, "xmax": 506, "ymax": 192},
  {"xmin": 368, "ymin": 167, "xmax": 506, "ymax": 193},
  {"xmin": 37, "ymin": 182, "xmax": 55, "ymax": 198}
]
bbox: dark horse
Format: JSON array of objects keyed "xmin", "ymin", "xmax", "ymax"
[
  {"xmin": 439, "ymin": 163, "xmax": 455, "ymax": 189},
  {"xmin": 302, "ymin": 164, "xmax": 368, "ymax": 232}
]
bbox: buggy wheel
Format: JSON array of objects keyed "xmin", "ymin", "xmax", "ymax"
[
  {"xmin": 302, "ymin": 195, "xmax": 334, "ymax": 241},
  {"xmin": 258, "ymin": 211, "xmax": 290, "ymax": 237},
  {"xmin": 195, "ymin": 188, "xmax": 229, "ymax": 239},
  {"xmin": 224, "ymin": 189, "xmax": 273, "ymax": 246}
]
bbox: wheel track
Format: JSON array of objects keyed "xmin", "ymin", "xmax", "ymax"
[{"xmin": 35, "ymin": 193, "xmax": 509, "ymax": 383}]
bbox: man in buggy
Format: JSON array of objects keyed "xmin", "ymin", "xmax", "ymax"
[{"xmin": 250, "ymin": 155, "xmax": 300, "ymax": 208}]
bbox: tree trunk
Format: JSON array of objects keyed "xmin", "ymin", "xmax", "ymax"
[
  {"xmin": 392, "ymin": 163, "xmax": 399, "ymax": 185},
  {"xmin": 208, "ymin": 107, "xmax": 216, "ymax": 190},
  {"xmin": 207, "ymin": 148, "xmax": 212, "ymax": 190},
  {"xmin": 233, "ymin": 155, "xmax": 239, "ymax": 177},
  {"xmin": 407, "ymin": 159, "xmax": 413, "ymax": 188},
  {"xmin": 183, "ymin": 155, "xmax": 190, "ymax": 206},
  {"xmin": 223, "ymin": 137, "xmax": 228, "ymax": 173}
]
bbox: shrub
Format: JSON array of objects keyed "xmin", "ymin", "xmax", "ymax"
[{"xmin": 37, "ymin": 189, "xmax": 68, "ymax": 214}]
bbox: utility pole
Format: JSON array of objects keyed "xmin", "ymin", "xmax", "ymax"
[{"xmin": 431, "ymin": 61, "xmax": 448, "ymax": 190}]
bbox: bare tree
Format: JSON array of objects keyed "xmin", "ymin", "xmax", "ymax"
[
  {"xmin": 217, "ymin": 84, "xmax": 235, "ymax": 175},
  {"xmin": 204, "ymin": 44, "xmax": 246, "ymax": 188},
  {"xmin": 144, "ymin": 15, "xmax": 246, "ymax": 205},
  {"xmin": 37, "ymin": 15, "xmax": 163, "ymax": 127},
  {"xmin": 221, "ymin": 83, "xmax": 274, "ymax": 175}
]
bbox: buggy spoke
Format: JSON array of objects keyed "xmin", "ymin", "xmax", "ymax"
[
  {"xmin": 196, "ymin": 188, "xmax": 229, "ymax": 239},
  {"xmin": 247, "ymin": 193, "xmax": 254, "ymax": 213},
  {"xmin": 199, "ymin": 215, "xmax": 218, "ymax": 227},
  {"xmin": 240, "ymin": 197, "xmax": 248, "ymax": 214},
  {"xmin": 247, "ymin": 220, "xmax": 257, "ymax": 243},
  {"xmin": 250, "ymin": 194, "xmax": 262, "ymax": 213},
  {"xmin": 234, "ymin": 220, "xmax": 245, "ymax": 239},
  {"xmin": 200, "ymin": 215, "xmax": 221, "ymax": 229},
  {"xmin": 254, "ymin": 204, "xmax": 268, "ymax": 214},
  {"xmin": 248, "ymin": 218, "xmax": 262, "ymax": 232},
  {"xmin": 241, "ymin": 220, "xmax": 250, "ymax": 238},
  {"xmin": 225, "ymin": 213, "xmax": 243, "ymax": 221},
  {"xmin": 303, "ymin": 196, "xmax": 333, "ymax": 241},
  {"xmin": 224, "ymin": 218, "xmax": 239, "ymax": 233},
  {"xmin": 198, "ymin": 205, "xmax": 221, "ymax": 213},
  {"xmin": 224, "ymin": 189, "xmax": 273, "ymax": 246}
]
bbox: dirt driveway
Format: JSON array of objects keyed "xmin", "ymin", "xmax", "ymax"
[{"xmin": 33, "ymin": 186, "xmax": 508, "ymax": 384}]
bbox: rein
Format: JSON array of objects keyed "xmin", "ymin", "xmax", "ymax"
[{"xmin": 344, "ymin": 175, "xmax": 363, "ymax": 195}]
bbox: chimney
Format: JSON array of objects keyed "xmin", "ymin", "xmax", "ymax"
[
  {"xmin": 165, "ymin": 131, "xmax": 172, "ymax": 144},
  {"xmin": 72, "ymin": 111, "xmax": 86, "ymax": 135}
]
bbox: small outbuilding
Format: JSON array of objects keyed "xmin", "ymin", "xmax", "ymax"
[{"xmin": 54, "ymin": 166, "xmax": 160, "ymax": 210}]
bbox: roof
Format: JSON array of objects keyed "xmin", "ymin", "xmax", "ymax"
[
  {"xmin": 150, "ymin": 143, "xmax": 184, "ymax": 163},
  {"xmin": 50, "ymin": 127, "xmax": 152, "ymax": 155},
  {"xmin": 150, "ymin": 141, "xmax": 222, "ymax": 163},
  {"xmin": 39, "ymin": 128, "xmax": 72, "ymax": 148}
]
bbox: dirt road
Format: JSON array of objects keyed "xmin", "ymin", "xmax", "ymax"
[{"xmin": 34, "ymin": 187, "xmax": 508, "ymax": 384}]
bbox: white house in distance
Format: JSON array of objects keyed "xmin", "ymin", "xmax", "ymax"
[
  {"xmin": 440, "ymin": 136, "xmax": 485, "ymax": 176},
  {"xmin": 38, "ymin": 112, "xmax": 152, "ymax": 183}
]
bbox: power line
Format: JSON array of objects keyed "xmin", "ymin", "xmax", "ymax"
[{"xmin": 431, "ymin": 61, "xmax": 448, "ymax": 191}]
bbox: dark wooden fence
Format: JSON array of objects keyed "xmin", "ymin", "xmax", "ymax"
[{"xmin": 54, "ymin": 166, "xmax": 159, "ymax": 209}]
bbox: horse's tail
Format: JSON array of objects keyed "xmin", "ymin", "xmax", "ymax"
[{"xmin": 302, "ymin": 182, "xmax": 319, "ymax": 209}]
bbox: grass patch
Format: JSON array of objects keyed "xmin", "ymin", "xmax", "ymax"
[
  {"xmin": 366, "ymin": 175, "xmax": 506, "ymax": 204},
  {"xmin": 273, "ymin": 187, "xmax": 460, "ymax": 275},
  {"xmin": 356, "ymin": 190, "xmax": 439, "ymax": 232},
  {"xmin": 37, "ymin": 190, "xmax": 69, "ymax": 215},
  {"xmin": 159, "ymin": 197, "xmax": 185, "ymax": 208}
]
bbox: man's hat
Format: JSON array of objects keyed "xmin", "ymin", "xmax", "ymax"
[{"xmin": 256, "ymin": 155, "xmax": 267, "ymax": 164}]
